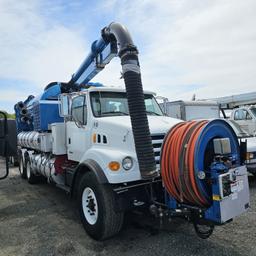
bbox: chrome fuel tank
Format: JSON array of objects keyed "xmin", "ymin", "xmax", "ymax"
[{"xmin": 18, "ymin": 131, "xmax": 52, "ymax": 152}]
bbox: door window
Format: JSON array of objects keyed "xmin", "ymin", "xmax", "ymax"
[
  {"xmin": 71, "ymin": 95, "xmax": 87, "ymax": 125},
  {"xmin": 244, "ymin": 110, "xmax": 252, "ymax": 120},
  {"xmin": 234, "ymin": 110, "xmax": 243, "ymax": 120}
]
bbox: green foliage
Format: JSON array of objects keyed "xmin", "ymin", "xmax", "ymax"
[
  {"xmin": 0, "ymin": 110, "xmax": 16, "ymax": 119},
  {"xmin": 7, "ymin": 113, "xmax": 16, "ymax": 119}
]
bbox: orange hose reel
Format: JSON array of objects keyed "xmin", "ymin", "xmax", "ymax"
[{"xmin": 161, "ymin": 120, "xmax": 210, "ymax": 207}]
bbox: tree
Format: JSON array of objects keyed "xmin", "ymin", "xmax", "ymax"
[{"xmin": 0, "ymin": 111, "xmax": 16, "ymax": 119}]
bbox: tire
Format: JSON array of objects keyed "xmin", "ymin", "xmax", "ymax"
[
  {"xmin": 13, "ymin": 156, "xmax": 19, "ymax": 167},
  {"xmin": 8, "ymin": 156, "xmax": 14, "ymax": 165},
  {"xmin": 248, "ymin": 170, "xmax": 256, "ymax": 178},
  {"xmin": 26, "ymin": 158, "xmax": 40, "ymax": 184},
  {"xmin": 19, "ymin": 155, "xmax": 27, "ymax": 179},
  {"xmin": 78, "ymin": 172, "xmax": 124, "ymax": 240}
]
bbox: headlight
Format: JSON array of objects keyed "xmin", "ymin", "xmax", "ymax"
[{"xmin": 122, "ymin": 157, "xmax": 133, "ymax": 170}]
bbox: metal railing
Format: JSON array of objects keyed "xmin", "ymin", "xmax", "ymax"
[{"xmin": 0, "ymin": 111, "xmax": 9, "ymax": 180}]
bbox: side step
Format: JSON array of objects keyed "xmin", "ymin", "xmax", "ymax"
[
  {"xmin": 64, "ymin": 166, "xmax": 76, "ymax": 187},
  {"xmin": 55, "ymin": 166, "xmax": 76, "ymax": 194}
]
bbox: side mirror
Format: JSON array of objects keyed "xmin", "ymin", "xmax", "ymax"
[{"xmin": 59, "ymin": 94, "xmax": 70, "ymax": 117}]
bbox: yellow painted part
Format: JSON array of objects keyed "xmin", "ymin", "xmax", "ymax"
[
  {"xmin": 92, "ymin": 133, "xmax": 96, "ymax": 143},
  {"xmin": 212, "ymin": 195, "xmax": 221, "ymax": 201}
]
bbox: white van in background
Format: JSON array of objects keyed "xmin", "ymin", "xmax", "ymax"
[
  {"xmin": 229, "ymin": 106, "xmax": 256, "ymax": 136},
  {"xmin": 159, "ymin": 100, "xmax": 220, "ymax": 121}
]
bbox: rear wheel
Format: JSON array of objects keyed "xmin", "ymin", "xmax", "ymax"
[
  {"xmin": 19, "ymin": 155, "xmax": 27, "ymax": 179},
  {"xmin": 26, "ymin": 158, "xmax": 40, "ymax": 184},
  {"xmin": 78, "ymin": 172, "xmax": 124, "ymax": 240},
  {"xmin": 13, "ymin": 156, "xmax": 19, "ymax": 167}
]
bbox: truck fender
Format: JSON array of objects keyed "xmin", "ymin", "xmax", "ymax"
[{"xmin": 71, "ymin": 159, "xmax": 108, "ymax": 198}]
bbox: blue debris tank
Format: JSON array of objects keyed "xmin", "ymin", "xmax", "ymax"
[{"xmin": 15, "ymin": 82, "xmax": 63, "ymax": 132}]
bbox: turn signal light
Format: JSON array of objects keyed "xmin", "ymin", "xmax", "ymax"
[
  {"xmin": 92, "ymin": 133, "xmax": 97, "ymax": 143},
  {"xmin": 108, "ymin": 161, "xmax": 120, "ymax": 171}
]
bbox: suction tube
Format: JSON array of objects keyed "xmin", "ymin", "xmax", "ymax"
[
  {"xmin": 20, "ymin": 108, "xmax": 28, "ymax": 116},
  {"xmin": 16, "ymin": 101, "xmax": 25, "ymax": 110},
  {"xmin": 103, "ymin": 23, "xmax": 157, "ymax": 179}
]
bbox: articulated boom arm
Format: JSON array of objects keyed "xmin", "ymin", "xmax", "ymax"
[
  {"xmin": 69, "ymin": 38, "xmax": 117, "ymax": 86},
  {"xmin": 68, "ymin": 22, "xmax": 136, "ymax": 89},
  {"xmin": 67, "ymin": 22, "xmax": 157, "ymax": 179},
  {"xmin": 15, "ymin": 22, "xmax": 157, "ymax": 179}
]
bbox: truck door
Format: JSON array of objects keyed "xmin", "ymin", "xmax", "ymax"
[
  {"xmin": 66, "ymin": 94, "xmax": 91, "ymax": 162},
  {"xmin": 249, "ymin": 107, "xmax": 256, "ymax": 135},
  {"xmin": 234, "ymin": 109, "xmax": 253, "ymax": 134},
  {"xmin": 244, "ymin": 110, "xmax": 255, "ymax": 135}
]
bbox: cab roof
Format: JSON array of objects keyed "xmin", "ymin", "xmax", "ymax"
[{"xmin": 85, "ymin": 86, "xmax": 156, "ymax": 96}]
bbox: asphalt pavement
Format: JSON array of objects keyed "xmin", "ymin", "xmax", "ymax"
[{"xmin": 0, "ymin": 160, "xmax": 255, "ymax": 256}]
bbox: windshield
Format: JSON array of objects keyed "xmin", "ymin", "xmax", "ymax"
[
  {"xmin": 90, "ymin": 91, "xmax": 163, "ymax": 117},
  {"xmin": 250, "ymin": 107, "xmax": 256, "ymax": 118}
]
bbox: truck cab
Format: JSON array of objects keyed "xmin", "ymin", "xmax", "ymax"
[
  {"xmin": 230, "ymin": 106, "xmax": 256, "ymax": 135},
  {"xmin": 60, "ymin": 87, "xmax": 181, "ymax": 184}
]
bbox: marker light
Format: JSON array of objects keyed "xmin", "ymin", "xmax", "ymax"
[{"xmin": 108, "ymin": 161, "xmax": 120, "ymax": 171}]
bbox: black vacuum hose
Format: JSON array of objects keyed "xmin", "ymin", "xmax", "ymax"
[{"xmin": 104, "ymin": 22, "xmax": 157, "ymax": 179}]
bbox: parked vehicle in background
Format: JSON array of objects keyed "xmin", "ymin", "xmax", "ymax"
[
  {"xmin": 246, "ymin": 139, "xmax": 256, "ymax": 176},
  {"xmin": 159, "ymin": 100, "xmax": 220, "ymax": 121},
  {"xmin": 226, "ymin": 120, "xmax": 256, "ymax": 176},
  {"xmin": 229, "ymin": 106, "xmax": 256, "ymax": 136},
  {"xmin": 158, "ymin": 97, "xmax": 256, "ymax": 176}
]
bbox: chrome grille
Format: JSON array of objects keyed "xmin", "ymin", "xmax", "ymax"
[{"xmin": 151, "ymin": 133, "xmax": 165, "ymax": 169}]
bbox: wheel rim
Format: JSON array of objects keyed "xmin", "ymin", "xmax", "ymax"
[
  {"xmin": 19, "ymin": 159, "xmax": 24, "ymax": 175},
  {"xmin": 27, "ymin": 162, "xmax": 31, "ymax": 179},
  {"xmin": 82, "ymin": 187, "xmax": 98, "ymax": 225}
]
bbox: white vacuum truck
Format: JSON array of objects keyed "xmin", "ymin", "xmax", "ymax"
[{"xmin": 14, "ymin": 22, "xmax": 249, "ymax": 240}]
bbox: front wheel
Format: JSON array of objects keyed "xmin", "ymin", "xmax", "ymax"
[{"xmin": 78, "ymin": 172, "xmax": 124, "ymax": 240}]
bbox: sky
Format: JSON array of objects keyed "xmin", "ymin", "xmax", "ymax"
[{"xmin": 0, "ymin": 0, "xmax": 255, "ymax": 113}]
